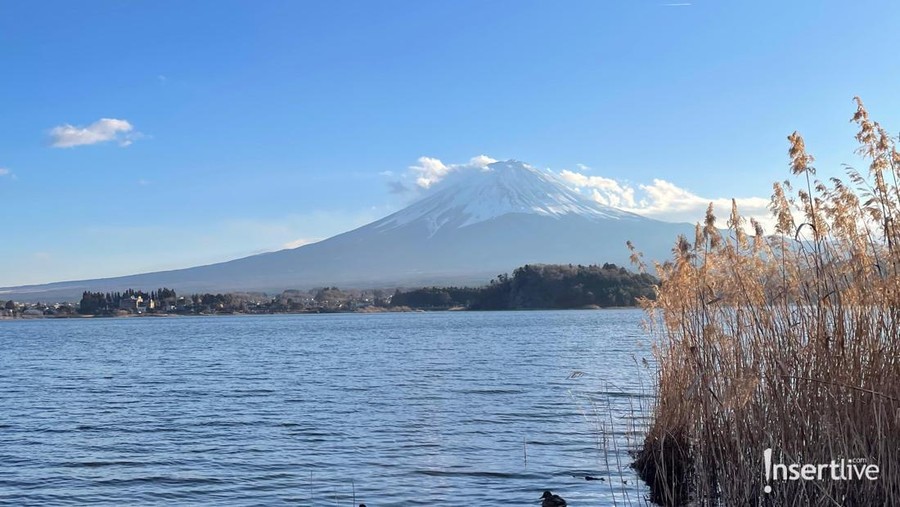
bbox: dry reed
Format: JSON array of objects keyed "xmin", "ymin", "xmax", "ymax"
[{"xmin": 631, "ymin": 97, "xmax": 900, "ymax": 505}]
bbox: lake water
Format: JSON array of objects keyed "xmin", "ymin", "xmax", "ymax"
[{"xmin": 0, "ymin": 310, "xmax": 655, "ymax": 506}]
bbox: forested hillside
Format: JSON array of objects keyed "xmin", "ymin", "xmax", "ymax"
[{"xmin": 391, "ymin": 263, "xmax": 657, "ymax": 310}]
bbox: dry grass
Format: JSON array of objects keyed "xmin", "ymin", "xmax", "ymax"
[{"xmin": 631, "ymin": 98, "xmax": 900, "ymax": 505}]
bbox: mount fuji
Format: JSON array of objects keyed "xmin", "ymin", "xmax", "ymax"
[{"xmin": 3, "ymin": 160, "xmax": 693, "ymax": 301}]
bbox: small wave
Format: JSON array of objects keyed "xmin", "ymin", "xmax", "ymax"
[
  {"xmin": 60, "ymin": 460, "xmax": 144, "ymax": 468},
  {"xmin": 93, "ymin": 475, "xmax": 226, "ymax": 487},
  {"xmin": 413, "ymin": 469, "xmax": 538, "ymax": 480}
]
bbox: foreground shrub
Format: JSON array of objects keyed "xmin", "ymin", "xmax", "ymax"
[{"xmin": 633, "ymin": 98, "xmax": 900, "ymax": 505}]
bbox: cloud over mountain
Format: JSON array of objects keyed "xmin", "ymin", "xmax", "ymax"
[
  {"xmin": 408, "ymin": 155, "xmax": 498, "ymax": 189},
  {"xmin": 558, "ymin": 167, "xmax": 771, "ymax": 228}
]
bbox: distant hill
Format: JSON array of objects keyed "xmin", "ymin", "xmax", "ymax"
[
  {"xmin": 390, "ymin": 263, "xmax": 657, "ymax": 310},
  {"xmin": 1, "ymin": 160, "xmax": 692, "ymax": 301}
]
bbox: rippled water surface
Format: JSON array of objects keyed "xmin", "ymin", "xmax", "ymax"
[{"xmin": 0, "ymin": 310, "xmax": 655, "ymax": 506}]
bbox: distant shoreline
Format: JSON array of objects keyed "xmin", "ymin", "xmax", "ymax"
[{"xmin": 0, "ymin": 305, "xmax": 641, "ymax": 321}]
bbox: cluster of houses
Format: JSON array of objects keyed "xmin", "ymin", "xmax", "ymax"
[
  {"xmin": 0, "ymin": 300, "xmax": 77, "ymax": 318},
  {"xmin": 0, "ymin": 287, "xmax": 396, "ymax": 318}
]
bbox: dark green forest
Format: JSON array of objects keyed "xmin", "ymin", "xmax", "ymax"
[{"xmin": 391, "ymin": 263, "xmax": 657, "ymax": 310}]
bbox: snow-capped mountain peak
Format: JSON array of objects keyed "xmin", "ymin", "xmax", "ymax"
[{"xmin": 375, "ymin": 160, "xmax": 643, "ymax": 235}]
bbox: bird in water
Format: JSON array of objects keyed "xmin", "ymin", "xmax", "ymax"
[{"xmin": 540, "ymin": 490, "xmax": 567, "ymax": 507}]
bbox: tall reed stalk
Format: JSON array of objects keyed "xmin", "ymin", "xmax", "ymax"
[{"xmin": 631, "ymin": 98, "xmax": 900, "ymax": 505}]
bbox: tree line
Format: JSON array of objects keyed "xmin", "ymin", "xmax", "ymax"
[
  {"xmin": 77, "ymin": 287, "xmax": 234, "ymax": 315},
  {"xmin": 391, "ymin": 263, "xmax": 657, "ymax": 310},
  {"xmin": 75, "ymin": 263, "xmax": 657, "ymax": 315}
]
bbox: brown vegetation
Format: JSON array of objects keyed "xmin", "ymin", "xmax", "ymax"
[{"xmin": 632, "ymin": 98, "xmax": 900, "ymax": 505}]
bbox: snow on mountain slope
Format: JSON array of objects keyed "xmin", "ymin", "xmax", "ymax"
[{"xmin": 375, "ymin": 160, "xmax": 643, "ymax": 235}]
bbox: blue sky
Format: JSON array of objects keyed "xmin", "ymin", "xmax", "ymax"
[{"xmin": 2, "ymin": 1, "xmax": 899, "ymax": 286}]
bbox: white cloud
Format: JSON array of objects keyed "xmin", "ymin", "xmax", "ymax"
[
  {"xmin": 409, "ymin": 154, "xmax": 497, "ymax": 189},
  {"xmin": 469, "ymin": 154, "xmax": 498, "ymax": 168},
  {"xmin": 49, "ymin": 118, "xmax": 140, "ymax": 148},
  {"xmin": 410, "ymin": 156, "xmax": 452, "ymax": 189},
  {"xmin": 0, "ymin": 168, "xmax": 10, "ymax": 176},
  {"xmin": 632, "ymin": 179, "xmax": 770, "ymax": 227},
  {"xmin": 559, "ymin": 167, "xmax": 772, "ymax": 229},
  {"xmin": 559, "ymin": 169, "xmax": 637, "ymax": 208},
  {"xmin": 387, "ymin": 180, "xmax": 410, "ymax": 194}
]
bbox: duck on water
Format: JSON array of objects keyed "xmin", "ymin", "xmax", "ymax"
[
  {"xmin": 540, "ymin": 490, "xmax": 567, "ymax": 507},
  {"xmin": 357, "ymin": 492, "xmax": 564, "ymax": 506}
]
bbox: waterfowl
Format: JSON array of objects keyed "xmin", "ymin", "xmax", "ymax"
[{"xmin": 540, "ymin": 490, "xmax": 567, "ymax": 507}]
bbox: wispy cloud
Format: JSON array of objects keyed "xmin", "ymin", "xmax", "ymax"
[
  {"xmin": 662, "ymin": 2, "xmax": 692, "ymax": 6},
  {"xmin": 49, "ymin": 118, "xmax": 141, "ymax": 148},
  {"xmin": 0, "ymin": 168, "xmax": 10, "ymax": 177},
  {"xmin": 387, "ymin": 180, "xmax": 410, "ymax": 194}
]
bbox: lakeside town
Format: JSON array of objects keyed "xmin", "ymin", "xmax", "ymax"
[{"xmin": 0, "ymin": 287, "xmax": 395, "ymax": 318}]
